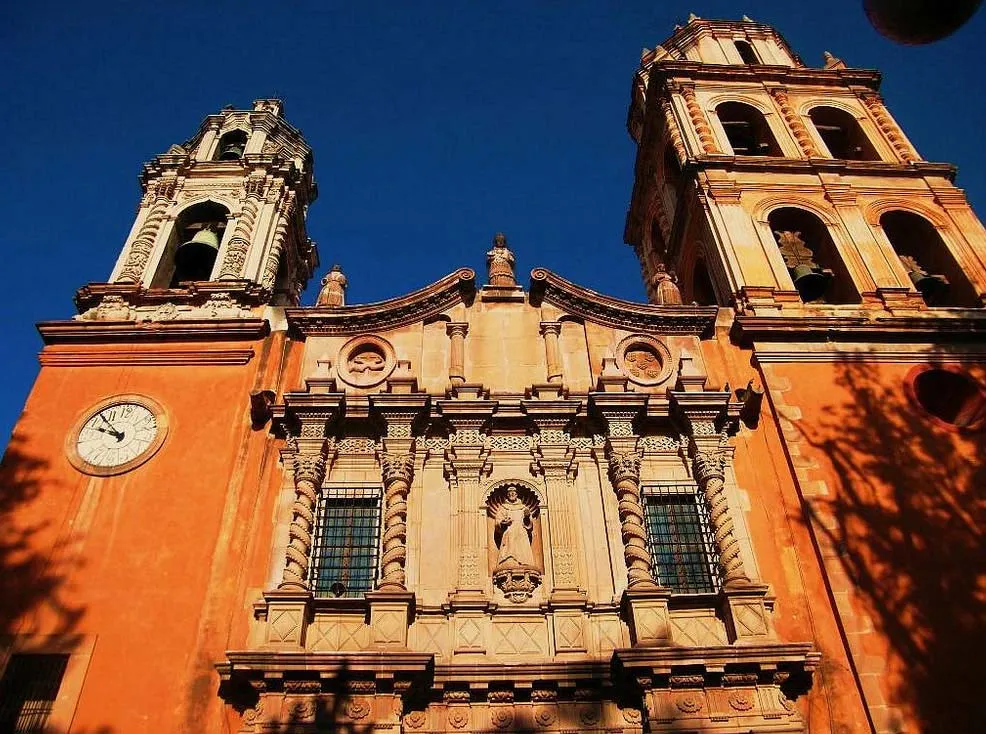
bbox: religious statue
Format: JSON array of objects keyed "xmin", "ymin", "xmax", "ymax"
[
  {"xmin": 648, "ymin": 263, "xmax": 683, "ymax": 305},
  {"xmin": 486, "ymin": 232, "xmax": 516, "ymax": 288},
  {"xmin": 488, "ymin": 484, "xmax": 542, "ymax": 603},
  {"xmin": 316, "ymin": 264, "xmax": 347, "ymax": 307}
]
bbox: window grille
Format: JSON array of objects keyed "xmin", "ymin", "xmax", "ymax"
[
  {"xmin": 642, "ymin": 484, "xmax": 720, "ymax": 593},
  {"xmin": 309, "ymin": 487, "xmax": 381, "ymax": 598},
  {"xmin": 0, "ymin": 654, "xmax": 69, "ymax": 733}
]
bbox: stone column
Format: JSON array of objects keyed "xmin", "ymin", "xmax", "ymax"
[
  {"xmin": 446, "ymin": 322, "xmax": 468, "ymax": 386},
  {"xmin": 378, "ymin": 451, "xmax": 414, "ymax": 590},
  {"xmin": 769, "ymin": 87, "xmax": 818, "ymax": 157},
  {"xmin": 116, "ymin": 177, "xmax": 177, "ymax": 284},
  {"xmin": 260, "ymin": 190, "xmax": 295, "ymax": 291},
  {"xmin": 539, "ymin": 322, "xmax": 563, "ymax": 383},
  {"xmin": 281, "ymin": 444, "xmax": 328, "ymax": 589},
  {"xmin": 660, "ymin": 95, "xmax": 688, "ymax": 164},
  {"xmin": 678, "ymin": 84, "xmax": 719, "ymax": 154},
  {"xmin": 691, "ymin": 450, "xmax": 748, "ymax": 587},
  {"xmin": 860, "ymin": 92, "xmax": 918, "ymax": 163},
  {"xmin": 218, "ymin": 173, "xmax": 265, "ymax": 279},
  {"xmin": 605, "ymin": 445, "xmax": 657, "ymax": 590}
]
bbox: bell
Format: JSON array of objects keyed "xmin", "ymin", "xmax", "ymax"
[
  {"xmin": 174, "ymin": 227, "xmax": 220, "ymax": 282},
  {"xmin": 217, "ymin": 140, "xmax": 245, "ymax": 161},
  {"xmin": 790, "ymin": 264, "xmax": 831, "ymax": 303},
  {"xmin": 864, "ymin": 0, "xmax": 982, "ymax": 44},
  {"xmin": 908, "ymin": 267, "xmax": 950, "ymax": 305}
]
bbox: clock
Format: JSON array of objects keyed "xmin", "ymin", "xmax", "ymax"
[{"xmin": 67, "ymin": 395, "xmax": 168, "ymax": 476}]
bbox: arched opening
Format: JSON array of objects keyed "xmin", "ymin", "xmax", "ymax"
[
  {"xmin": 768, "ymin": 207, "xmax": 860, "ymax": 304},
  {"xmin": 880, "ymin": 210, "xmax": 979, "ymax": 307},
  {"xmin": 910, "ymin": 368, "xmax": 986, "ymax": 429},
  {"xmin": 215, "ymin": 129, "xmax": 248, "ymax": 161},
  {"xmin": 808, "ymin": 106, "xmax": 880, "ymax": 161},
  {"xmin": 716, "ymin": 102, "xmax": 782, "ymax": 156},
  {"xmin": 151, "ymin": 201, "xmax": 228, "ymax": 288},
  {"xmin": 734, "ymin": 40, "xmax": 759, "ymax": 64},
  {"xmin": 691, "ymin": 259, "xmax": 718, "ymax": 305}
]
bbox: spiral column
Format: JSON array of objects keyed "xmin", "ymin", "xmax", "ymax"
[
  {"xmin": 692, "ymin": 450, "xmax": 749, "ymax": 587},
  {"xmin": 378, "ymin": 452, "xmax": 415, "ymax": 590},
  {"xmin": 606, "ymin": 447, "xmax": 658, "ymax": 589},
  {"xmin": 280, "ymin": 448, "xmax": 328, "ymax": 589}
]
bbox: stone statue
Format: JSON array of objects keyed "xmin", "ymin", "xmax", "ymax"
[
  {"xmin": 486, "ymin": 232, "xmax": 516, "ymax": 287},
  {"xmin": 316, "ymin": 264, "xmax": 347, "ymax": 307},
  {"xmin": 494, "ymin": 486, "xmax": 535, "ymax": 570},
  {"xmin": 649, "ymin": 263, "xmax": 683, "ymax": 305}
]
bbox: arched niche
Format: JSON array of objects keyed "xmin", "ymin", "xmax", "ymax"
[
  {"xmin": 215, "ymin": 129, "xmax": 248, "ymax": 161},
  {"xmin": 734, "ymin": 39, "xmax": 760, "ymax": 64},
  {"xmin": 716, "ymin": 101, "xmax": 782, "ymax": 156},
  {"xmin": 485, "ymin": 481, "xmax": 544, "ymax": 603},
  {"xmin": 808, "ymin": 106, "xmax": 880, "ymax": 161},
  {"xmin": 691, "ymin": 258, "xmax": 719, "ymax": 305},
  {"xmin": 768, "ymin": 207, "xmax": 860, "ymax": 304},
  {"xmin": 880, "ymin": 210, "xmax": 979, "ymax": 307},
  {"xmin": 151, "ymin": 200, "xmax": 230, "ymax": 288}
]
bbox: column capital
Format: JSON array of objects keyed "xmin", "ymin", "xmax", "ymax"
[
  {"xmin": 446, "ymin": 321, "xmax": 469, "ymax": 338},
  {"xmin": 538, "ymin": 320, "xmax": 562, "ymax": 336},
  {"xmin": 590, "ymin": 391, "xmax": 648, "ymax": 439}
]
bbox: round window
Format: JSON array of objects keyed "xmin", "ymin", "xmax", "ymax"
[{"xmin": 910, "ymin": 367, "xmax": 986, "ymax": 430}]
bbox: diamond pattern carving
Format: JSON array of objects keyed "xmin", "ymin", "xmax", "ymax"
[
  {"xmin": 269, "ymin": 610, "xmax": 300, "ymax": 642},
  {"xmin": 493, "ymin": 621, "xmax": 545, "ymax": 656},
  {"xmin": 734, "ymin": 603, "xmax": 768, "ymax": 637},
  {"xmin": 457, "ymin": 618, "xmax": 484, "ymax": 650},
  {"xmin": 595, "ymin": 618, "xmax": 624, "ymax": 653},
  {"xmin": 555, "ymin": 616, "xmax": 584, "ymax": 650},
  {"xmin": 306, "ymin": 617, "xmax": 371, "ymax": 651},
  {"xmin": 415, "ymin": 620, "xmax": 450, "ymax": 658},
  {"xmin": 671, "ymin": 614, "xmax": 727, "ymax": 647}
]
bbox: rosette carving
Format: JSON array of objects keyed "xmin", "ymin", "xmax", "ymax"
[
  {"xmin": 379, "ymin": 451, "xmax": 415, "ymax": 589},
  {"xmin": 693, "ymin": 451, "xmax": 748, "ymax": 586},
  {"xmin": 280, "ymin": 449, "xmax": 327, "ymax": 588},
  {"xmin": 607, "ymin": 449, "xmax": 657, "ymax": 588}
]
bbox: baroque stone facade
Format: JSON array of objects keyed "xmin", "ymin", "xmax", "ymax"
[{"xmin": 3, "ymin": 15, "xmax": 986, "ymax": 734}]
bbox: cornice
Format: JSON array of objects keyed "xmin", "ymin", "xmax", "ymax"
[
  {"xmin": 732, "ymin": 312, "xmax": 986, "ymax": 346},
  {"xmin": 529, "ymin": 269, "xmax": 718, "ymax": 336},
  {"xmin": 37, "ymin": 318, "xmax": 269, "ymax": 345},
  {"xmin": 39, "ymin": 347, "xmax": 254, "ymax": 366},
  {"xmin": 74, "ymin": 281, "xmax": 269, "ymax": 311},
  {"xmin": 684, "ymin": 156, "xmax": 956, "ymax": 182},
  {"xmin": 651, "ymin": 61, "xmax": 882, "ymax": 90},
  {"xmin": 285, "ymin": 268, "xmax": 476, "ymax": 337}
]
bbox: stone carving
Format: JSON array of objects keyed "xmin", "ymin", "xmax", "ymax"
[
  {"xmin": 534, "ymin": 706, "xmax": 557, "ymax": 727},
  {"xmin": 676, "ymin": 694, "xmax": 703, "ymax": 713},
  {"xmin": 769, "ymin": 88, "xmax": 819, "ymax": 157},
  {"xmin": 345, "ymin": 698, "xmax": 370, "ymax": 720},
  {"xmin": 404, "ymin": 711, "xmax": 426, "ymax": 729},
  {"xmin": 337, "ymin": 336, "xmax": 396, "ymax": 388},
  {"xmin": 486, "ymin": 232, "xmax": 516, "ymax": 287},
  {"xmin": 679, "ymin": 84, "xmax": 719, "ymax": 154},
  {"xmin": 260, "ymin": 192, "xmax": 295, "ymax": 291},
  {"xmin": 622, "ymin": 707, "xmax": 642, "ymax": 724},
  {"xmin": 692, "ymin": 451, "xmax": 749, "ymax": 587},
  {"xmin": 490, "ymin": 706, "xmax": 514, "ymax": 729},
  {"xmin": 626, "ymin": 347, "xmax": 663, "ymax": 380},
  {"xmin": 117, "ymin": 178, "xmax": 176, "ymax": 284},
  {"xmin": 861, "ymin": 92, "xmax": 916, "ymax": 162},
  {"xmin": 447, "ymin": 708, "xmax": 469, "ymax": 729},
  {"xmin": 488, "ymin": 485, "xmax": 542, "ymax": 602},
  {"xmin": 579, "ymin": 705, "xmax": 601, "ymax": 725},
  {"xmin": 316, "ymin": 264, "xmax": 348, "ymax": 307},
  {"xmin": 379, "ymin": 452, "xmax": 415, "ymax": 589},
  {"xmin": 79, "ymin": 295, "xmax": 134, "ymax": 322},
  {"xmin": 649, "ymin": 263, "xmax": 683, "ymax": 305},
  {"xmin": 728, "ymin": 691, "xmax": 755, "ymax": 711},
  {"xmin": 607, "ymin": 449, "xmax": 658, "ymax": 588},
  {"xmin": 281, "ymin": 449, "xmax": 327, "ymax": 588},
  {"xmin": 616, "ymin": 335, "xmax": 674, "ymax": 387},
  {"xmin": 660, "ymin": 96, "xmax": 688, "ymax": 163}
]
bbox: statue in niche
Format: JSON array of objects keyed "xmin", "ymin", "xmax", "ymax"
[{"xmin": 488, "ymin": 484, "xmax": 542, "ymax": 603}]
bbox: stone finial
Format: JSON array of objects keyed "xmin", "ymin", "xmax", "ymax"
[
  {"xmin": 649, "ymin": 264, "xmax": 683, "ymax": 305},
  {"xmin": 688, "ymin": 13, "xmax": 701, "ymax": 22},
  {"xmin": 742, "ymin": 15, "xmax": 754, "ymax": 22},
  {"xmin": 823, "ymin": 51, "xmax": 846, "ymax": 69},
  {"xmin": 316, "ymin": 264, "xmax": 347, "ymax": 307},
  {"xmin": 486, "ymin": 232, "xmax": 516, "ymax": 288}
]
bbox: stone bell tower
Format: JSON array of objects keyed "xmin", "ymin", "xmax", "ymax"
[
  {"xmin": 78, "ymin": 99, "xmax": 318, "ymax": 320},
  {"xmin": 625, "ymin": 15, "xmax": 986, "ymax": 312}
]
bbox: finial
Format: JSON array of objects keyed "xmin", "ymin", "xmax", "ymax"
[
  {"xmin": 486, "ymin": 232, "xmax": 517, "ymax": 288},
  {"xmin": 316, "ymin": 264, "xmax": 347, "ymax": 307},
  {"xmin": 688, "ymin": 13, "xmax": 700, "ymax": 22},
  {"xmin": 823, "ymin": 51, "xmax": 846, "ymax": 69},
  {"xmin": 742, "ymin": 15, "xmax": 754, "ymax": 22}
]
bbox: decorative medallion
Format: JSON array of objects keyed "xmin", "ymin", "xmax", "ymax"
[
  {"xmin": 447, "ymin": 707, "xmax": 469, "ymax": 729},
  {"xmin": 615, "ymin": 334, "xmax": 674, "ymax": 386},
  {"xmin": 578, "ymin": 705, "xmax": 601, "ymax": 726},
  {"xmin": 345, "ymin": 698, "xmax": 370, "ymax": 720},
  {"xmin": 622, "ymin": 707, "xmax": 642, "ymax": 724},
  {"xmin": 66, "ymin": 394, "xmax": 168, "ymax": 476},
  {"xmin": 534, "ymin": 706, "xmax": 557, "ymax": 727},
  {"xmin": 404, "ymin": 711, "xmax": 426, "ymax": 729},
  {"xmin": 675, "ymin": 694, "xmax": 703, "ymax": 713},
  {"xmin": 336, "ymin": 335, "xmax": 396, "ymax": 388},
  {"xmin": 728, "ymin": 691, "xmax": 754, "ymax": 711},
  {"xmin": 490, "ymin": 706, "xmax": 514, "ymax": 729}
]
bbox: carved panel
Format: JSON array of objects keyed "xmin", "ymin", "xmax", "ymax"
[
  {"xmin": 411, "ymin": 619, "xmax": 450, "ymax": 658},
  {"xmin": 491, "ymin": 620, "xmax": 547, "ymax": 657},
  {"xmin": 336, "ymin": 335, "xmax": 396, "ymax": 388},
  {"xmin": 305, "ymin": 615, "xmax": 371, "ymax": 651},
  {"xmin": 553, "ymin": 613, "xmax": 587, "ymax": 652},
  {"xmin": 669, "ymin": 610, "xmax": 728, "ymax": 647}
]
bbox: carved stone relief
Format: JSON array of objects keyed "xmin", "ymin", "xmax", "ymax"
[
  {"xmin": 336, "ymin": 334, "xmax": 396, "ymax": 388},
  {"xmin": 487, "ymin": 484, "xmax": 543, "ymax": 603},
  {"xmin": 615, "ymin": 334, "xmax": 675, "ymax": 387}
]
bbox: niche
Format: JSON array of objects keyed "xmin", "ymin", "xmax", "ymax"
[
  {"xmin": 768, "ymin": 207, "xmax": 860, "ymax": 304},
  {"xmin": 152, "ymin": 201, "xmax": 229, "ymax": 288},
  {"xmin": 734, "ymin": 39, "xmax": 760, "ymax": 64},
  {"xmin": 691, "ymin": 259, "xmax": 719, "ymax": 305},
  {"xmin": 486, "ymin": 483, "xmax": 543, "ymax": 603},
  {"xmin": 717, "ymin": 102, "xmax": 782, "ymax": 157}
]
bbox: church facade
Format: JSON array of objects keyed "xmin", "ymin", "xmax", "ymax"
[{"xmin": 2, "ymin": 16, "xmax": 984, "ymax": 734}]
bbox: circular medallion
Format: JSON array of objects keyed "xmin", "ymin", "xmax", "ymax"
[
  {"xmin": 337, "ymin": 335, "xmax": 396, "ymax": 388},
  {"xmin": 67, "ymin": 395, "xmax": 168, "ymax": 476},
  {"xmin": 615, "ymin": 335, "xmax": 674, "ymax": 386}
]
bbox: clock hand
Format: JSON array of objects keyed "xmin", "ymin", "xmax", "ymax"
[{"xmin": 98, "ymin": 414, "xmax": 125, "ymax": 440}]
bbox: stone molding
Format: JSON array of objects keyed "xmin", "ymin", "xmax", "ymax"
[
  {"xmin": 733, "ymin": 312, "xmax": 986, "ymax": 346},
  {"xmin": 38, "ymin": 347, "xmax": 255, "ymax": 367}
]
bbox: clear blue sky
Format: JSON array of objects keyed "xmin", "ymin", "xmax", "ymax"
[{"xmin": 1, "ymin": 1, "xmax": 984, "ymax": 446}]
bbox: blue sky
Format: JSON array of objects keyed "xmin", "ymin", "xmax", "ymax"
[{"xmin": 1, "ymin": 1, "xmax": 984, "ymax": 446}]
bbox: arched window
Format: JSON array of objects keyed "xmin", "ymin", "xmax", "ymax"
[
  {"xmin": 768, "ymin": 207, "xmax": 860, "ymax": 304},
  {"xmin": 214, "ymin": 129, "xmax": 248, "ymax": 161},
  {"xmin": 151, "ymin": 201, "xmax": 229, "ymax": 288},
  {"xmin": 691, "ymin": 259, "xmax": 719, "ymax": 305},
  {"xmin": 716, "ymin": 102, "xmax": 782, "ymax": 156},
  {"xmin": 734, "ymin": 40, "xmax": 759, "ymax": 64},
  {"xmin": 808, "ymin": 107, "xmax": 880, "ymax": 161},
  {"xmin": 910, "ymin": 367, "xmax": 986, "ymax": 430},
  {"xmin": 880, "ymin": 210, "xmax": 979, "ymax": 307}
]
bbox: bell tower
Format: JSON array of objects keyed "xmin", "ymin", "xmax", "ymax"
[
  {"xmin": 79, "ymin": 98, "xmax": 318, "ymax": 320},
  {"xmin": 625, "ymin": 15, "xmax": 986, "ymax": 313}
]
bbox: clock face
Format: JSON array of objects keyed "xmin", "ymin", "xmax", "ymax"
[{"xmin": 71, "ymin": 399, "xmax": 164, "ymax": 473}]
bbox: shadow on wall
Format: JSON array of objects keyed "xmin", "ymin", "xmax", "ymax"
[{"xmin": 796, "ymin": 359, "xmax": 986, "ymax": 733}]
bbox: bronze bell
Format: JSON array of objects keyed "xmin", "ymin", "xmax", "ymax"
[
  {"xmin": 217, "ymin": 140, "xmax": 245, "ymax": 161},
  {"xmin": 907, "ymin": 264, "xmax": 950, "ymax": 305},
  {"xmin": 174, "ymin": 227, "xmax": 220, "ymax": 282},
  {"xmin": 864, "ymin": 0, "xmax": 982, "ymax": 44},
  {"xmin": 790, "ymin": 263, "xmax": 832, "ymax": 303}
]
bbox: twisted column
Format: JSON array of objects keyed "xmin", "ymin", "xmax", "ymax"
[
  {"xmin": 607, "ymin": 448, "xmax": 659, "ymax": 589},
  {"xmin": 679, "ymin": 85, "xmax": 719, "ymax": 154},
  {"xmin": 660, "ymin": 96, "xmax": 688, "ymax": 164},
  {"xmin": 770, "ymin": 88, "xmax": 818, "ymax": 157},
  {"xmin": 861, "ymin": 93, "xmax": 917, "ymax": 163},
  {"xmin": 692, "ymin": 451, "xmax": 749, "ymax": 587},
  {"xmin": 280, "ymin": 450, "xmax": 327, "ymax": 589},
  {"xmin": 116, "ymin": 178, "xmax": 176, "ymax": 283},
  {"xmin": 219, "ymin": 176, "xmax": 264, "ymax": 279},
  {"xmin": 378, "ymin": 452, "xmax": 414, "ymax": 590}
]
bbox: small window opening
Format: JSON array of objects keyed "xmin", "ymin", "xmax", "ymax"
[
  {"xmin": 309, "ymin": 487, "xmax": 381, "ymax": 598},
  {"xmin": 716, "ymin": 102, "xmax": 782, "ymax": 156},
  {"xmin": 642, "ymin": 484, "xmax": 720, "ymax": 594},
  {"xmin": 0, "ymin": 654, "xmax": 69, "ymax": 733},
  {"xmin": 912, "ymin": 368, "xmax": 986, "ymax": 429},
  {"xmin": 151, "ymin": 201, "xmax": 228, "ymax": 288},
  {"xmin": 808, "ymin": 107, "xmax": 880, "ymax": 161},
  {"xmin": 881, "ymin": 210, "xmax": 979, "ymax": 307},
  {"xmin": 215, "ymin": 130, "xmax": 247, "ymax": 161},
  {"xmin": 734, "ymin": 40, "xmax": 759, "ymax": 64},
  {"xmin": 769, "ymin": 207, "xmax": 860, "ymax": 304}
]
